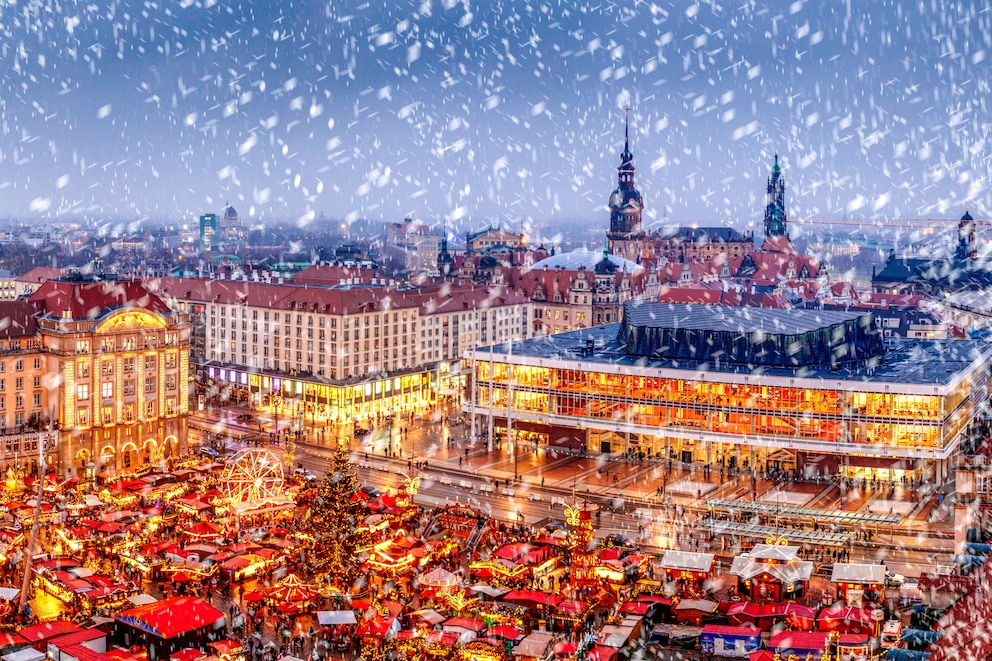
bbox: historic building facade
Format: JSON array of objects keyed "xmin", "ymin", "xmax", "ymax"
[
  {"xmin": 33, "ymin": 279, "xmax": 192, "ymax": 478},
  {"xmin": 0, "ymin": 278, "xmax": 191, "ymax": 479},
  {"xmin": 148, "ymin": 277, "xmax": 532, "ymax": 426},
  {"xmin": 873, "ymin": 209, "xmax": 987, "ymax": 297}
]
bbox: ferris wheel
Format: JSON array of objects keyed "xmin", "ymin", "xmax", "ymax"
[{"xmin": 221, "ymin": 448, "xmax": 286, "ymax": 503}]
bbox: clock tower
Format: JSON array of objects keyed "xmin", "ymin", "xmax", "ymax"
[{"xmin": 606, "ymin": 109, "xmax": 645, "ymax": 262}]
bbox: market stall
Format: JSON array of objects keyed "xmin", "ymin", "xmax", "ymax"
[
  {"xmin": 114, "ymin": 596, "xmax": 226, "ymax": 661},
  {"xmin": 729, "ymin": 545, "xmax": 812, "ymax": 603},
  {"xmin": 658, "ymin": 550, "xmax": 715, "ymax": 589},
  {"xmin": 699, "ymin": 625, "xmax": 761, "ymax": 659},
  {"xmin": 726, "ymin": 601, "xmax": 816, "ymax": 632},
  {"xmin": 767, "ymin": 631, "xmax": 830, "ymax": 661},
  {"xmin": 816, "ymin": 604, "xmax": 876, "ymax": 636},
  {"xmin": 830, "ymin": 563, "xmax": 886, "ymax": 602},
  {"xmin": 673, "ymin": 599, "xmax": 718, "ymax": 626}
]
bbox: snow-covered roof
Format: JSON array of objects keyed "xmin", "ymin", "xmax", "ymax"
[
  {"xmin": 531, "ymin": 247, "xmax": 643, "ymax": 274},
  {"xmin": 830, "ymin": 563, "xmax": 886, "ymax": 585}
]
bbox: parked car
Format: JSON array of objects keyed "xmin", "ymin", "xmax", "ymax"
[
  {"xmin": 293, "ymin": 467, "xmax": 317, "ymax": 482},
  {"xmin": 885, "ymin": 571, "xmax": 906, "ymax": 587}
]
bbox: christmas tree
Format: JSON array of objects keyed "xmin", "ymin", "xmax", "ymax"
[{"xmin": 307, "ymin": 444, "xmax": 370, "ymax": 588}]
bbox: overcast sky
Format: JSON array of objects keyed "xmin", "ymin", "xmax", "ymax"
[{"xmin": 0, "ymin": 0, "xmax": 989, "ymax": 236}]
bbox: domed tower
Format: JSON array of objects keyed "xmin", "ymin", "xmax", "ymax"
[
  {"xmin": 957, "ymin": 208, "xmax": 977, "ymax": 261},
  {"xmin": 764, "ymin": 153, "xmax": 788, "ymax": 238},
  {"xmin": 606, "ymin": 109, "xmax": 645, "ymax": 262},
  {"xmin": 592, "ymin": 246, "xmax": 621, "ymax": 325},
  {"xmin": 221, "ymin": 202, "xmax": 244, "ymax": 244}
]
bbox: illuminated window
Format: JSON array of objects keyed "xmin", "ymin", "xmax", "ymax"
[
  {"xmin": 101, "ymin": 382, "xmax": 113, "ymax": 398},
  {"xmin": 77, "ymin": 385, "xmax": 89, "ymax": 400}
]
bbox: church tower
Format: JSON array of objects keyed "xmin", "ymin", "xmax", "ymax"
[
  {"xmin": 437, "ymin": 220, "xmax": 455, "ymax": 277},
  {"xmin": 764, "ymin": 153, "xmax": 787, "ymax": 238},
  {"xmin": 956, "ymin": 208, "xmax": 977, "ymax": 261},
  {"xmin": 606, "ymin": 109, "xmax": 645, "ymax": 262}
]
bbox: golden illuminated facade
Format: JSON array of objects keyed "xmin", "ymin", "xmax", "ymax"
[
  {"xmin": 28, "ymin": 279, "xmax": 192, "ymax": 477},
  {"xmin": 467, "ymin": 311, "xmax": 992, "ymax": 483},
  {"xmin": 207, "ymin": 365, "xmax": 437, "ymax": 426},
  {"xmin": 147, "ymin": 277, "xmax": 532, "ymax": 425}
]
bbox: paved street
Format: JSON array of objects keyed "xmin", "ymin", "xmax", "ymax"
[{"xmin": 198, "ymin": 404, "xmax": 957, "ymax": 580}]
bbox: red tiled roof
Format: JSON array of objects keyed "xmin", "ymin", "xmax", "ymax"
[
  {"xmin": 0, "ymin": 300, "xmax": 42, "ymax": 338},
  {"xmin": 817, "ymin": 605, "xmax": 873, "ymax": 623},
  {"xmin": 147, "ymin": 277, "xmax": 417, "ymax": 315},
  {"xmin": 749, "ymin": 652, "xmax": 776, "ymax": 661},
  {"xmin": 409, "ymin": 285, "xmax": 530, "ymax": 315},
  {"xmin": 15, "ymin": 267, "xmax": 66, "ymax": 284},
  {"xmin": 760, "ymin": 236, "xmax": 798, "ymax": 255},
  {"xmin": 768, "ymin": 630, "xmax": 828, "ymax": 651},
  {"xmin": 18, "ymin": 621, "xmax": 84, "ymax": 645},
  {"xmin": 442, "ymin": 617, "xmax": 487, "ymax": 632},
  {"xmin": 0, "ymin": 632, "xmax": 27, "ymax": 648},
  {"xmin": 30, "ymin": 280, "xmax": 171, "ymax": 320},
  {"xmin": 47, "ymin": 629, "xmax": 106, "ymax": 649},
  {"xmin": 59, "ymin": 643, "xmax": 110, "ymax": 661}
]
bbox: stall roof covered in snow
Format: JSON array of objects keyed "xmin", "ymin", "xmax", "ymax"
[{"xmin": 830, "ymin": 563, "xmax": 886, "ymax": 585}]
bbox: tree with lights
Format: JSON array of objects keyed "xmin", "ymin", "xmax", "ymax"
[{"xmin": 307, "ymin": 444, "xmax": 370, "ymax": 588}]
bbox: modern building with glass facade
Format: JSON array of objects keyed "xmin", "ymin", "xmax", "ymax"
[{"xmin": 467, "ymin": 302, "xmax": 992, "ymax": 483}]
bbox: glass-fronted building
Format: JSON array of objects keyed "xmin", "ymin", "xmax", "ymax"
[{"xmin": 466, "ymin": 302, "xmax": 992, "ymax": 482}]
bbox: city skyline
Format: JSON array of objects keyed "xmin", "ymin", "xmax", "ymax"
[{"xmin": 0, "ymin": 1, "xmax": 989, "ymax": 236}]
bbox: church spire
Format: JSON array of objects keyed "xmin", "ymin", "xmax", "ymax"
[
  {"xmin": 620, "ymin": 106, "xmax": 633, "ymax": 167},
  {"xmin": 437, "ymin": 218, "xmax": 454, "ymax": 277}
]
